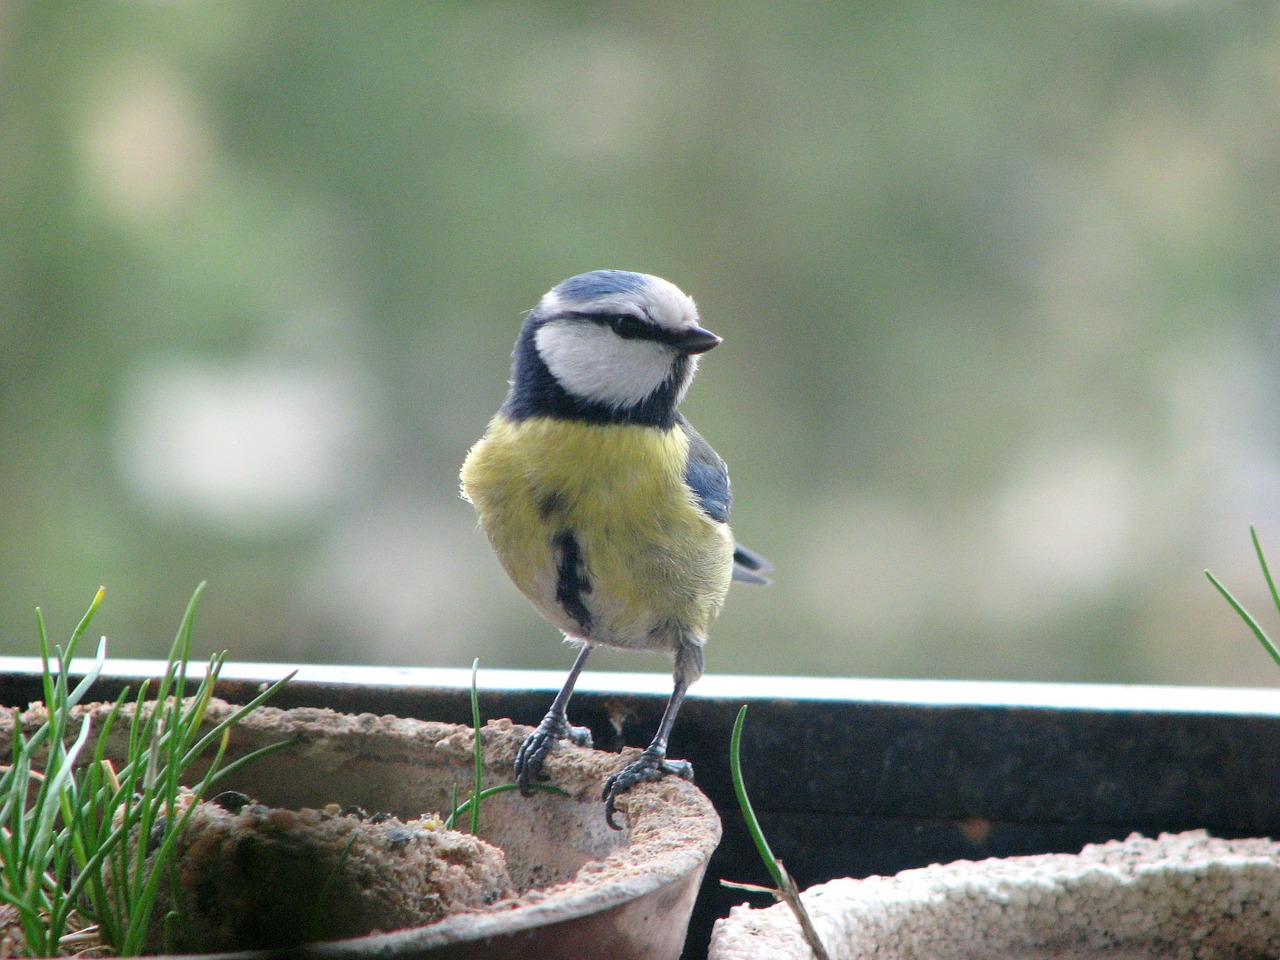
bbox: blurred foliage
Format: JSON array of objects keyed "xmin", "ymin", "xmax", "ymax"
[{"xmin": 3, "ymin": 1, "xmax": 1280, "ymax": 686}]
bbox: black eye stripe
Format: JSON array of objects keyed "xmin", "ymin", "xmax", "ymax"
[
  {"xmin": 560, "ymin": 310, "xmax": 660, "ymax": 341},
  {"xmin": 609, "ymin": 315, "xmax": 648, "ymax": 339}
]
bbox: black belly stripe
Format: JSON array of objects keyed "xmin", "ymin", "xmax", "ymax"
[
  {"xmin": 537, "ymin": 489, "xmax": 566, "ymax": 519},
  {"xmin": 552, "ymin": 531, "xmax": 592, "ymax": 633}
]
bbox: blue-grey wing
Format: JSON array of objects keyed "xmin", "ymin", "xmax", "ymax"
[
  {"xmin": 681, "ymin": 417, "xmax": 732, "ymax": 524},
  {"xmin": 679, "ymin": 416, "xmax": 772, "ymax": 585}
]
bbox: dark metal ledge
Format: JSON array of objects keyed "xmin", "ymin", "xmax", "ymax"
[{"xmin": 5, "ymin": 662, "xmax": 1280, "ymax": 960}]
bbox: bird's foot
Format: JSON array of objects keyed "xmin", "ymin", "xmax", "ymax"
[
  {"xmin": 602, "ymin": 747, "xmax": 694, "ymax": 830},
  {"xmin": 515, "ymin": 712, "xmax": 594, "ymax": 796}
]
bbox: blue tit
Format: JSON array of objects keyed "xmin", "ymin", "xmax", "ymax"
[{"xmin": 460, "ymin": 269, "xmax": 771, "ymax": 828}]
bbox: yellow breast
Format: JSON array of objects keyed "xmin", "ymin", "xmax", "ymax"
[{"xmin": 460, "ymin": 415, "xmax": 734, "ymax": 650}]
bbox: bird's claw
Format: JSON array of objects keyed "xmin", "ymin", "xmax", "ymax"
[
  {"xmin": 515, "ymin": 713, "xmax": 594, "ymax": 796},
  {"xmin": 602, "ymin": 748, "xmax": 694, "ymax": 830}
]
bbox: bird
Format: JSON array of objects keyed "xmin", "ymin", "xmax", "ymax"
[{"xmin": 459, "ymin": 270, "xmax": 771, "ymax": 828}]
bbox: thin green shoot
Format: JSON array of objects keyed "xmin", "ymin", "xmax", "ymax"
[
  {"xmin": 1206, "ymin": 525, "xmax": 1280, "ymax": 670},
  {"xmin": 444, "ymin": 783, "xmax": 567, "ymax": 831},
  {"xmin": 303, "ymin": 832, "xmax": 359, "ymax": 944},
  {"xmin": 721, "ymin": 705, "xmax": 832, "ymax": 960},
  {"xmin": 441, "ymin": 659, "xmax": 567, "ymax": 832},
  {"xmin": 470, "ymin": 658, "xmax": 483, "ymax": 835}
]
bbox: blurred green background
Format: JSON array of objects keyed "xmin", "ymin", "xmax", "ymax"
[{"xmin": 3, "ymin": 1, "xmax": 1280, "ymax": 686}]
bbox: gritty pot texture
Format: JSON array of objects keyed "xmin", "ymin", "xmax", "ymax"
[{"xmin": 710, "ymin": 830, "xmax": 1280, "ymax": 960}]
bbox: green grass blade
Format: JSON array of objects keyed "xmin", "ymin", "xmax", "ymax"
[
  {"xmin": 1205, "ymin": 569, "xmax": 1280, "ymax": 670},
  {"xmin": 725, "ymin": 705, "xmax": 833, "ymax": 960},
  {"xmin": 159, "ymin": 582, "xmax": 207, "ymax": 712},
  {"xmin": 444, "ymin": 783, "xmax": 569, "ymax": 830},
  {"xmin": 1251, "ymin": 525, "xmax": 1280, "ymax": 616},
  {"xmin": 470, "ymin": 658, "xmax": 483, "ymax": 836},
  {"xmin": 42, "ymin": 587, "xmax": 107, "ymax": 722},
  {"xmin": 187, "ymin": 727, "xmax": 231, "ymax": 802},
  {"xmin": 178, "ymin": 670, "xmax": 295, "ymax": 770},
  {"xmin": 67, "ymin": 587, "xmax": 107, "ymax": 653},
  {"xmin": 204, "ymin": 737, "xmax": 297, "ymax": 788},
  {"xmin": 303, "ymin": 833, "xmax": 359, "ymax": 943},
  {"xmin": 66, "ymin": 635, "xmax": 108, "ymax": 710},
  {"xmin": 729, "ymin": 705, "xmax": 783, "ymax": 889},
  {"xmin": 35, "ymin": 609, "xmax": 56, "ymax": 731}
]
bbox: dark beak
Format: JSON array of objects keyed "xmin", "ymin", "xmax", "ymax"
[{"xmin": 670, "ymin": 325, "xmax": 722, "ymax": 355}]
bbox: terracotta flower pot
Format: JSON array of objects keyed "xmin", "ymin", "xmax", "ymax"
[
  {"xmin": 8, "ymin": 701, "xmax": 721, "ymax": 960},
  {"xmin": 710, "ymin": 830, "xmax": 1280, "ymax": 960}
]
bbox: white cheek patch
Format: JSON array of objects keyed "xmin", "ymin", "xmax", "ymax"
[{"xmin": 535, "ymin": 320, "xmax": 675, "ymax": 409}]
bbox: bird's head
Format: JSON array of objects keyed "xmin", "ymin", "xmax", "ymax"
[{"xmin": 505, "ymin": 270, "xmax": 721, "ymax": 427}]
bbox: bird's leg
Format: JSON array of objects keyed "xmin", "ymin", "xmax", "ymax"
[
  {"xmin": 515, "ymin": 643, "xmax": 594, "ymax": 796},
  {"xmin": 602, "ymin": 641, "xmax": 701, "ymax": 830}
]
